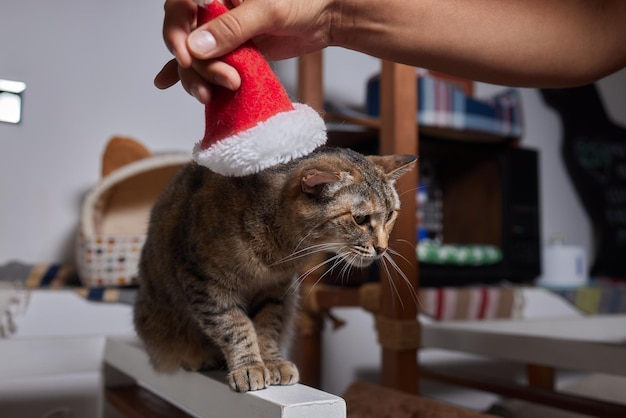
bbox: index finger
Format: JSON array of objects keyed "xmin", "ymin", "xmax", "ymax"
[{"xmin": 163, "ymin": 0, "xmax": 198, "ymax": 68}]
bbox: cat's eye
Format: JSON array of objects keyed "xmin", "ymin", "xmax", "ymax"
[{"xmin": 353, "ymin": 214, "xmax": 369, "ymax": 226}]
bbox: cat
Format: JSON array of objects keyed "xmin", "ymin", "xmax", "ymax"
[{"xmin": 133, "ymin": 146, "xmax": 416, "ymax": 392}]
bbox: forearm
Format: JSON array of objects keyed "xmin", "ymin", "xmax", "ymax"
[{"xmin": 331, "ymin": 0, "xmax": 626, "ymax": 87}]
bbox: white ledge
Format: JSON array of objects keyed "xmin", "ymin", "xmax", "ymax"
[
  {"xmin": 103, "ymin": 336, "xmax": 346, "ymax": 418},
  {"xmin": 421, "ymin": 314, "xmax": 626, "ymax": 376}
]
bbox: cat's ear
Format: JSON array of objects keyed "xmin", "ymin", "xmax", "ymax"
[
  {"xmin": 102, "ymin": 136, "xmax": 151, "ymax": 177},
  {"xmin": 301, "ymin": 169, "xmax": 342, "ymax": 195},
  {"xmin": 368, "ymin": 154, "xmax": 417, "ymax": 182}
]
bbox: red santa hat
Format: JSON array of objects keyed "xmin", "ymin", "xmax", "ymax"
[{"xmin": 192, "ymin": 0, "xmax": 327, "ymax": 176}]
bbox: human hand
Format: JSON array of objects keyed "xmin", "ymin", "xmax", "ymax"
[
  {"xmin": 154, "ymin": 0, "xmax": 241, "ymax": 104},
  {"xmin": 155, "ymin": 0, "xmax": 334, "ymax": 103}
]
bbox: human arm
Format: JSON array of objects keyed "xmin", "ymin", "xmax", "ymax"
[
  {"xmin": 334, "ymin": 0, "xmax": 626, "ymax": 87},
  {"xmin": 156, "ymin": 0, "xmax": 626, "ymax": 101}
]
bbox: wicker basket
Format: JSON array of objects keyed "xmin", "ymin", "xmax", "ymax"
[{"xmin": 76, "ymin": 153, "xmax": 190, "ymax": 287}]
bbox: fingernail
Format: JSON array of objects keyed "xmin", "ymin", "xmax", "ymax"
[{"xmin": 189, "ymin": 31, "xmax": 217, "ymax": 55}]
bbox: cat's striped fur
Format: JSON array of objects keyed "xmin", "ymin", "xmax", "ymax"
[{"xmin": 133, "ymin": 147, "xmax": 416, "ymax": 392}]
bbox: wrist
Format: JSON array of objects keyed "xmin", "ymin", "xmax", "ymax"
[{"xmin": 326, "ymin": 0, "xmax": 350, "ymax": 48}]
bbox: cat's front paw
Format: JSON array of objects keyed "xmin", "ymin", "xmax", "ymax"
[
  {"xmin": 228, "ymin": 364, "xmax": 270, "ymax": 392},
  {"xmin": 265, "ymin": 360, "xmax": 299, "ymax": 386}
]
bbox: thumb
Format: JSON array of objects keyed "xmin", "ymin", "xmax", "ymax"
[{"xmin": 187, "ymin": 1, "xmax": 267, "ymax": 59}]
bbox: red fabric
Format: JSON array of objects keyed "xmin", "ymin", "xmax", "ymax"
[
  {"xmin": 477, "ymin": 287, "xmax": 489, "ymax": 319},
  {"xmin": 197, "ymin": 2, "xmax": 294, "ymax": 149},
  {"xmin": 435, "ymin": 288, "xmax": 445, "ymax": 320}
]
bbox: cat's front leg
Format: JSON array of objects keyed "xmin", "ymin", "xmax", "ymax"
[
  {"xmin": 193, "ymin": 299, "xmax": 271, "ymax": 392},
  {"xmin": 250, "ymin": 288, "xmax": 300, "ymax": 386}
]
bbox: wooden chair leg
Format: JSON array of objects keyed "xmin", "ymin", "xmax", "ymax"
[
  {"xmin": 291, "ymin": 312, "xmax": 324, "ymax": 388},
  {"xmin": 378, "ymin": 61, "xmax": 419, "ymax": 394},
  {"xmin": 297, "ymin": 52, "xmax": 323, "ymax": 111}
]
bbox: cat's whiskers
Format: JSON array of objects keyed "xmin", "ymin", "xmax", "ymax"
[
  {"xmin": 312, "ymin": 251, "xmax": 353, "ymax": 285},
  {"xmin": 285, "ymin": 249, "xmax": 348, "ymax": 295},
  {"xmin": 380, "ymin": 250, "xmax": 421, "ymax": 309},
  {"xmin": 283, "ymin": 242, "xmax": 421, "ymax": 310},
  {"xmin": 291, "ymin": 228, "xmax": 319, "ymax": 254},
  {"xmin": 337, "ymin": 253, "xmax": 358, "ymax": 285},
  {"xmin": 272, "ymin": 243, "xmax": 338, "ymax": 266},
  {"xmin": 290, "ymin": 251, "xmax": 351, "ymax": 302},
  {"xmin": 386, "ymin": 245, "xmax": 416, "ymax": 271},
  {"xmin": 385, "ymin": 241, "xmax": 421, "ymax": 307},
  {"xmin": 379, "ymin": 254, "xmax": 405, "ymax": 309},
  {"xmin": 392, "ymin": 238, "xmax": 419, "ymax": 253},
  {"xmin": 398, "ymin": 186, "xmax": 420, "ymax": 199}
]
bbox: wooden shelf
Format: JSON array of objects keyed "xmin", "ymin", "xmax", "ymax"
[{"xmin": 325, "ymin": 111, "xmax": 519, "ymax": 144}]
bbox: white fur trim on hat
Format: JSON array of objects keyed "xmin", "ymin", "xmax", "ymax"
[{"xmin": 193, "ymin": 103, "xmax": 327, "ymax": 176}]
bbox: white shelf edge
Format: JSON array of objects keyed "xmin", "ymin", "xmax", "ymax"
[{"xmin": 103, "ymin": 336, "xmax": 346, "ymax": 418}]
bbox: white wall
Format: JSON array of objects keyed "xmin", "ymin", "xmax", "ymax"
[{"xmin": 0, "ymin": 0, "xmax": 203, "ymax": 263}]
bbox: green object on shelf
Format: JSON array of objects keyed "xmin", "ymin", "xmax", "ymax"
[{"xmin": 417, "ymin": 239, "xmax": 503, "ymax": 266}]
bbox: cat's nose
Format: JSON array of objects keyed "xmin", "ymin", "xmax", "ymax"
[{"xmin": 374, "ymin": 246, "xmax": 387, "ymax": 255}]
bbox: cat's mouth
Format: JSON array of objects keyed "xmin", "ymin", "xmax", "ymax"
[
  {"xmin": 340, "ymin": 247, "xmax": 384, "ymax": 268},
  {"xmin": 347, "ymin": 257, "xmax": 378, "ymax": 268}
]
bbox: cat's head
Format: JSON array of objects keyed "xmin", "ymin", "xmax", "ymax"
[{"xmin": 283, "ymin": 147, "xmax": 416, "ymax": 268}]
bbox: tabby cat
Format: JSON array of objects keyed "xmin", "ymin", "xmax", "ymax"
[{"xmin": 133, "ymin": 147, "xmax": 416, "ymax": 392}]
